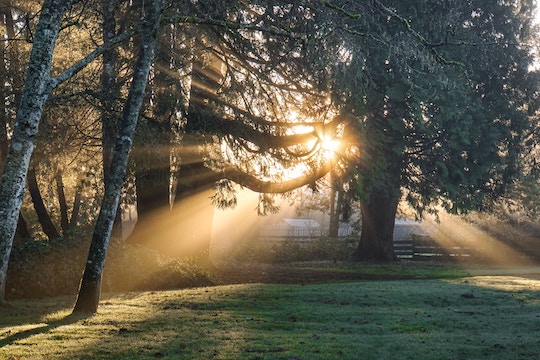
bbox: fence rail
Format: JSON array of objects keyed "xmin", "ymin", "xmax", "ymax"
[
  {"xmin": 394, "ymin": 235, "xmax": 476, "ymax": 261},
  {"xmin": 257, "ymin": 231, "xmax": 478, "ymax": 262}
]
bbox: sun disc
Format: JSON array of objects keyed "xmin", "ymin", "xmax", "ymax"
[{"xmin": 321, "ymin": 136, "xmax": 340, "ymax": 153}]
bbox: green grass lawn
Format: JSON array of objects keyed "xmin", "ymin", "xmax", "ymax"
[{"xmin": 1, "ymin": 275, "xmax": 539, "ymax": 359}]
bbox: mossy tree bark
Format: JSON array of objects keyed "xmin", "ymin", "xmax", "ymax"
[
  {"xmin": 101, "ymin": 0, "xmax": 123, "ymax": 240},
  {"xmin": 1, "ymin": 2, "xmax": 31, "ymax": 245},
  {"xmin": 0, "ymin": 0, "xmax": 145, "ymax": 305},
  {"xmin": 73, "ymin": 0, "xmax": 163, "ymax": 314},
  {"xmin": 0, "ymin": 0, "xmax": 73, "ymax": 305},
  {"xmin": 352, "ymin": 192, "xmax": 400, "ymax": 262}
]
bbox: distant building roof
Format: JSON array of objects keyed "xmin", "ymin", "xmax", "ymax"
[
  {"xmin": 393, "ymin": 219, "xmax": 427, "ymax": 241},
  {"xmin": 394, "ymin": 219, "xmax": 420, "ymax": 226},
  {"xmin": 283, "ymin": 218, "xmax": 321, "ymax": 228}
]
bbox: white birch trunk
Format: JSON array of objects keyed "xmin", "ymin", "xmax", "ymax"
[
  {"xmin": 0, "ymin": 0, "xmax": 73, "ymax": 305},
  {"xmin": 73, "ymin": 0, "xmax": 164, "ymax": 314},
  {"xmin": 0, "ymin": 0, "xmax": 137, "ymax": 305}
]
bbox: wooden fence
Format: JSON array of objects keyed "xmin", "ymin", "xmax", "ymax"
[
  {"xmin": 394, "ymin": 234, "xmax": 477, "ymax": 261},
  {"xmin": 258, "ymin": 228, "xmax": 479, "ymax": 262}
]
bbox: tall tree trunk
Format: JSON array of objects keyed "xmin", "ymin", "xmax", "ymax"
[
  {"xmin": 69, "ymin": 177, "xmax": 84, "ymax": 228},
  {"xmin": 0, "ymin": 8, "xmax": 8, "ymax": 169},
  {"xmin": 328, "ymin": 171, "xmax": 345, "ymax": 238},
  {"xmin": 28, "ymin": 167, "xmax": 61, "ymax": 240},
  {"xmin": 126, "ymin": 163, "xmax": 170, "ymax": 243},
  {"xmin": 170, "ymin": 135, "xmax": 220, "ymax": 269},
  {"xmin": 164, "ymin": 50, "xmax": 226, "ymax": 268},
  {"xmin": 329, "ymin": 188, "xmax": 344, "ymax": 238},
  {"xmin": 73, "ymin": 0, "xmax": 163, "ymax": 313},
  {"xmin": 329, "ymin": 182, "xmax": 337, "ymax": 237},
  {"xmin": 352, "ymin": 192, "xmax": 399, "ymax": 262},
  {"xmin": 135, "ymin": 164, "xmax": 170, "ymax": 220},
  {"xmin": 129, "ymin": 40, "xmax": 230, "ymax": 267},
  {"xmin": 55, "ymin": 170, "xmax": 69, "ymax": 234},
  {"xmin": 127, "ymin": 137, "xmax": 217, "ymax": 270},
  {"xmin": 14, "ymin": 213, "xmax": 31, "ymax": 245},
  {"xmin": 2, "ymin": 2, "xmax": 31, "ymax": 245},
  {"xmin": 126, "ymin": 120, "xmax": 171, "ymax": 244},
  {"xmin": 172, "ymin": 160, "xmax": 216, "ymax": 269},
  {"xmin": 101, "ymin": 0, "xmax": 122, "ymax": 240},
  {"xmin": 1, "ymin": 0, "xmax": 20, "ymax": 165},
  {"xmin": 0, "ymin": 0, "xmax": 72, "ymax": 305}
]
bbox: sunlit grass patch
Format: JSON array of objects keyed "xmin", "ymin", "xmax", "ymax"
[
  {"xmin": 451, "ymin": 275, "xmax": 540, "ymax": 291},
  {"xmin": 448, "ymin": 275, "xmax": 540, "ymax": 306},
  {"xmin": 1, "ymin": 276, "xmax": 539, "ymax": 359},
  {"xmin": 319, "ymin": 261, "xmax": 471, "ymax": 278}
]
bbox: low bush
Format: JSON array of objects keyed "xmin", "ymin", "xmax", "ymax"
[
  {"xmin": 6, "ymin": 237, "xmax": 87, "ymax": 299},
  {"xmin": 6, "ymin": 237, "xmax": 216, "ymax": 300},
  {"xmin": 141, "ymin": 258, "xmax": 216, "ymax": 291},
  {"xmin": 223, "ymin": 236, "xmax": 358, "ymax": 264},
  {"xmin": 102, "ymin": 241, "xmax": 163, "ymax": 292},
  {"xmin": 103, "ymin": 243, "xmax": 216, "ymax": 292}
]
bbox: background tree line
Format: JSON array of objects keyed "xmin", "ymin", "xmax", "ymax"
[{"xmin": 0, "ymin": 0, "xmax": 538, "ymax": 312}]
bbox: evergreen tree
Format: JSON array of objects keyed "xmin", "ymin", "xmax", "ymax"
[{"xmin": 322, "ymin": 0, "xmax": 538, "ymax": 261}]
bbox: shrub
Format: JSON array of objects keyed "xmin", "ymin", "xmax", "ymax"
[
  {"xmin": 6, "ymin": 237, "xmax": 87, "ymax": 299},
  {"xmin": 102, "ymin": 241, "xmax": 163, "ymax": 292},
  {"xmin": 223, "ymin": 236, "xmax": 358, "ymax": 264},
  {"xmin": 6, "ymin": 238, "xmax": 216, "ymax": 300},
  {"xmin": 103, "ymin": 243, "xmax": 216, "ymax": 292},
  {"xmin": 141, "ymin": 259, "xmax": 216, "ymax": 291}
]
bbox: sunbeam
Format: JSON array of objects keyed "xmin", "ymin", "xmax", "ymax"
[
  {"xmin": 420, "ymin": 212, "xmax": 538, "ymax": 266},
  {"xmin": 210, "ymin": 188, "xmax": 261, "ymax": 262}
]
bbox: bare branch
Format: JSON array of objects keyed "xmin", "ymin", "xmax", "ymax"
[{"xmin": 48, "ymin": 27, "xmax": 138, "ymax": 90}]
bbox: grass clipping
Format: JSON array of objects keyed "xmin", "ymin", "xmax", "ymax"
[{"xmin": 1, "ymin": 275, "xmax": 539, "ymax": 359}]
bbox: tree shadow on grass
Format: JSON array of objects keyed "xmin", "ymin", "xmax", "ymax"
[{"xmin": 0, "ymin": 312, "xmax": 90, "ymax": 348}]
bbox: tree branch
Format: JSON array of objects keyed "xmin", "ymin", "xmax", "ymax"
[
  {"xmin": 187, "ymin": 103, "xmax": 341, "ymax": 150},
  {"xmin": 222, "ymin": 161, "xmax": 332, "ymax": 194},
  {"xmin": 169, "ymin": 15, "xmax": 304, "ymax": 40},
  {"xmin": 371, "ymin": 0, "xmax": 463, "ymax": 66},
  {"xmin": 322, "ymin": 1, "xmax": 362, "ymax": 20},
  {"xmin": 48, "ymin": 27, "xmax": 138, "ymax": 90}
]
